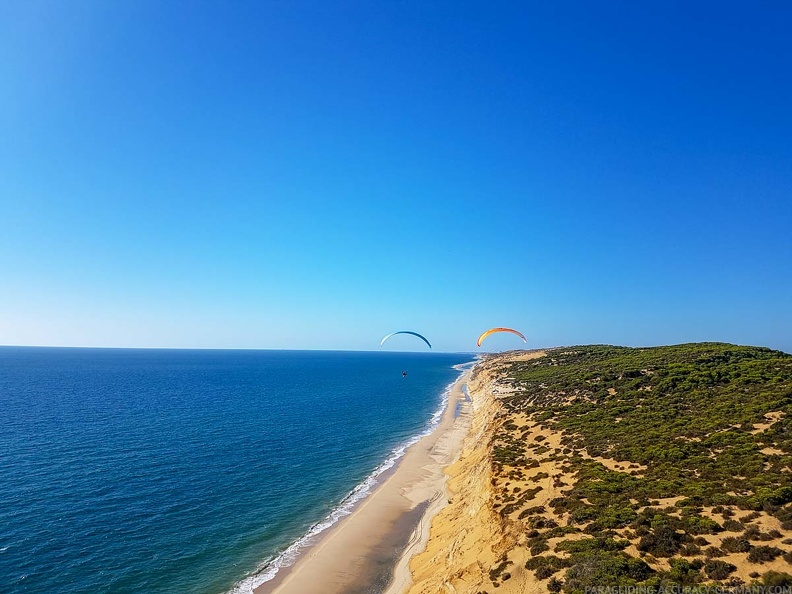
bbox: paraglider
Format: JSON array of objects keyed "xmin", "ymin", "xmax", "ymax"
[
  {"xmin": 380, "ymin": 331, "xmax": 432, "ymax": 349},
  {"xmin": 477, "ymin": 327, "xmax": 527, "ymax": 347}
]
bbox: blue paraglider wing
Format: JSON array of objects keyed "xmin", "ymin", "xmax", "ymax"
[{"xmin": 380, "ymin": 331, "xmax": 432, "ymax": 349}]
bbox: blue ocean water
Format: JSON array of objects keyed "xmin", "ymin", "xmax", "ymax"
[{"xmin": 0, "ymin": 348, "xmax": 472, "ymax": 593}]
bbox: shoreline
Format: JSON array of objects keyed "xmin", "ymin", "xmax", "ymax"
[
  {"xmin": 241, "ymin": 361, "xmax": 476, "ymax": 594},
  {"xmin": 383, "ymin": 358, "xmax": 491, "ymax": 594},
  {"xmin": 401, "ymin": 350, "xmax": 548, "ymax": 594}
]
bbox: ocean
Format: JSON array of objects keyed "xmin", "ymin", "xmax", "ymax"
[{"xmin": 0, "ymin": 348, "xmax": 473, "ymax": 593}]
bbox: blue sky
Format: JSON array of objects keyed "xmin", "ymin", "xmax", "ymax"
[{"xmin": 1, "ymin": 1, "xmax": 790, "ymax": 352}]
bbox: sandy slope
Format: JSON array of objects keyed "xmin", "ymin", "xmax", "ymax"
[{"xmin": 401, "ymin": 351, "xmax": 548, "ymax": 594}]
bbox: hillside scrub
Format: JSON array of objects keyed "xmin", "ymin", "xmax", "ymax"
[{"xmin": 488, "ymin": 343, "xmax": 792, "ymax": 592}]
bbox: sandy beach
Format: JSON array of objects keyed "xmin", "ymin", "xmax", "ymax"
[{"xmin": 253, "ymin": 363, "xmax": 475, "ymax": 594}]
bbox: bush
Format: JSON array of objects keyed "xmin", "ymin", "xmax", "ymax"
[
  {"xmin": 743, "ymin": 525, "xmax": 774, "ymax": 541},
  {"xmin": 721, "ymin": 537, "xmax": 751, "ymax": 553},
  {"xmin": 685, "ymin": 515, "xmax": 722, "ymax": 534},
  {"xmin": 704, "ymin": 546, "xmax": 725, "ymax": 558},
  {"xmin": 762, "ymin": 572, "xmax": 792, "ymax": 588},
  {"xmin": 636, "ymin": 526, "xmax": 682, "ymax": 557},
  {"xmin": 774, "ymin": 506, "xmax": 792, "ymax": 522},
  {"xmin": 748, "ymin": 486, "xmax": 792, "ymax": 510},
  {"xmin": 545, "ymin": 526, "xmax": 580, "ymax": 540},
  {"xmin": 666, "ymin": 558, "xmax": 704, "ymax": 585},
  {"xmin": 556, "ymin": 538, "xmax": 628, "ymax": 554},
  {"xmin": 679, "ymin": 544, "xmax": 701, "ymax": 556},
  {"xmin": 518, "ymin": 505, "xmax": 546, "ymax": 519},
  {"xmin": 536, "ymin": 565, "xmax": 558, "ymax": 579},
  {"xmin": 525, "ymin": 555, "xmax": 568, "ymax": 571},
  {"xmin": 704, "ymin": 560, "xmax": 736, "ymax": 580},
  {"xmin": 488, "ymin": 559, "xmax": 510, "ymax": 583},
  {"xmin": 528, "ymin": 516, "xmax": 558, "ymax": 529},
  {"xmin": 564, "ymin": 553, "xmax": 652, "ymax": 591},
  {"xmin": 747, "ymin": 545, "xmax": 783, "ymax": 563},
  {"xmin": 722, "ymin": 519, "xmax": 743, "ymax": 531},
  {"xmin": 529, "ymin": 538, "xmax": 549, "ymax": 556},
  {"xmin": 548, "ymin": 576, "xmax": 563, "ymax": 592},
  {"xmin": 590, "ymin": 505, "xmax": 638, "ymax": 530}
]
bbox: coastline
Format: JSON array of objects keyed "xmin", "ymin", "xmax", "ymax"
[
  {"xmin": 401, "ymin": 350, "xmax": 548, "ymax": 594},
  {"xmin": 236, "ymin": 346, "xmax": 792, "ymax": 594},
  {"xmin": 383, "ymin": 356, "xmax": 495, "ymax": 594},
  {"xmin": 243, "ymin": 361, "xmax": 476, "ymax": 594}
]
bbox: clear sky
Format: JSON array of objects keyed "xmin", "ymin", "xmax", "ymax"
[{"xmin": 1, "ymin": 1, "xmax": 790, "ymax": 353}]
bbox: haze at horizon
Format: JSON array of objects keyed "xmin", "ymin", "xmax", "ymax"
[{"xmin": 1, "ymin": 1, "xmax": 790, "ymax": 353}]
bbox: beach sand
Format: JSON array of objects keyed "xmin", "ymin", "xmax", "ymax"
[{"xmin": 254, "ymin": 365, "xmax": 475, "ymax": 594}]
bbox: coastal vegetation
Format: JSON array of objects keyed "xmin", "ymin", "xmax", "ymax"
[{"xmin": 480, "ymin": 343, "xmax": 792, "ymax": 593}]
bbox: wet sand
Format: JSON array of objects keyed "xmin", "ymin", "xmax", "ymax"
[{"xmin": 253, "ymin": 365, "xmax": 474, "ymax": 594}]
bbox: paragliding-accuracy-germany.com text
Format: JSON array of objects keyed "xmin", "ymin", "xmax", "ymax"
[{"xmin": 583, "ymin": 584, "xmax": 792, "ymax": 594}]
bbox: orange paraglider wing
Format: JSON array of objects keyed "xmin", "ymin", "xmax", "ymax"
[{"xmin": 477, "ymin": 327, "xmax": 527, "ymax": 347}]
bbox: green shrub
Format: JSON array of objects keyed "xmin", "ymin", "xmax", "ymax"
[
  {"xmin": 747, "ymin": 545, "xmax": 783, "ymax": 563},
  {"xmin": 684, "ymin": 515, "xmax": 722, "ymax": 534},
  {"xmin": 748, "ymin": 486, "xmax": 792, "ymax": 510},
  {"xmin": 488, "ymin": 559, "xmax": 510, "ymax": 583},
  {"xmin": 762, "ymin": 572, "xmax": 792, "ymax": 588},
  {"xmin": 636, "ymin": 526, "xmax": 682, "ymax": 557},
  {"xmin": 742, "ymin": 525, "xmax": 774, "ymax": 541},
  {"xmin": 529, "ymin": 538, "xmax": 549, "ymax": 556},
  {"xmin": 721, "ymin": 537, "xmax": 751, "ymax": 553},
  {"xmin": 704, "ymin": 560, "xmax": 736, "ymax": 580},
  {"xmin": 679, "ymin": 544, "xmax": 701, "ymax": 556},
  {"xmin": 564, "ymin": 553, "xmax": 652, "ymax": 591},
  {"xmin": 703, "ymin": 546, "xmax": 725, "ymax": 558},
  {"xmin": 665, "ymin": 558, "xmax": 703, "ymax": 585},
  {"xmin": 528, "ymin": 516, "xmax": 557, "ymax": 529},
  {"xmin": 722, "ymin": 519, "xmax": 743, "ymax": 531},
  {"xmin": 591, "ymin": 506, "xmax": 638, "ymax": 530},
  {"xmin": 518, "ymin": 505, "xmax": 546, "ymax": 519},
  {"xmin": 556, "ymin": 538, "xmax": 629, "ymax": 554},
  {"xmin": 536, "ymin": 565, "xmax": 558, "ymax": 579}
]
